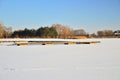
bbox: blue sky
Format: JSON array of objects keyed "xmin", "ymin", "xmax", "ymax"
[{"xmin": 0, "ymin": 0, "xmax": 120, "ymax": 33}]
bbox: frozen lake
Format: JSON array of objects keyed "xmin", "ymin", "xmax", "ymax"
[{"xmin": 0, "ymin": 38, "xmax": 120, "ymax": 80}]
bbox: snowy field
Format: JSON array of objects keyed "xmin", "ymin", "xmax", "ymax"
[{"xmin": 0, "ymin": 38, "xmax": 120, "ymax": 80}]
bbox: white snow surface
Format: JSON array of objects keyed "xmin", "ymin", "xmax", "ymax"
[{"xmin": 0, "ymin": 38, "xmax": 120, "ymax": 80}]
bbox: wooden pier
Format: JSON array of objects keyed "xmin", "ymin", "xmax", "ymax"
[{"xmin": 0, "ymin": 38, "xmax": 100, "ymax": 46}]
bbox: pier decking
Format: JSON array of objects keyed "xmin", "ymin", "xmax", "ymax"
[{"xmin": 0, "ymin": 38, "xmax": 100, "ymax": 46}]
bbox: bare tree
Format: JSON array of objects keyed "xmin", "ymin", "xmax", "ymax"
[
  {"xmin": 4, "ymin": 27, "xmax": 12, "ymax": 38},
  {"xmin": 104, "ymin": 30, "xmax": 113, "ymax": 36},
  {"xmin": 97, "ymin": 30, "xmax": 113, "ymax": 37},
  {"xmin": 0, "ymin": 23, "xmax": 12, "ymax": 38},
  {"xmin": 97, "ymin": 31, "xmax": 104, "ymax": 37},
  {"xmin": 74, "ymin": 29, "xmax": 87, "ymax": 36},
  {"xmin": 52, "ymin": 24, "xmax": 74, "ymax": 39},
  {"xmin": 0, "ymin": 24, "xmax": 5, "ymax": 38}
]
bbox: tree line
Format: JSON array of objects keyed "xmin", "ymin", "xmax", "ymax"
[
  {"xmin": 0, "ymin": 23, "xmax": 120, "ymax": 38},
  {"xmin": 97, "ymin": 30, "xmax": 120, "ymax": 38},
  {"xmin": 0, "ymin": 23, "xmax": 74, "ymax": 38},
  {"xmin": 12, "ymin": 27, "xmax": 57, "ymax": 38},
  {"xmin": 12, "ymin": 24, "xmax": 74, "ymax": 38}
]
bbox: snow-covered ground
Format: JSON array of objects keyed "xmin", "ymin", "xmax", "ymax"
[{"xmin": 0, "ymin": 38, "xmax": 120, "ymax": 80}]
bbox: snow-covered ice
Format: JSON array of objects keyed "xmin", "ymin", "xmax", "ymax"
[{"xmin": 0, "ymin": 38, "xmax": 120, "ymax": 80}]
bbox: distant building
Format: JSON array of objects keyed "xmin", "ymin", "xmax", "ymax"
[{"xmin": 114, "ymin": 30, "xmax": 120, "ymax": 36}]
